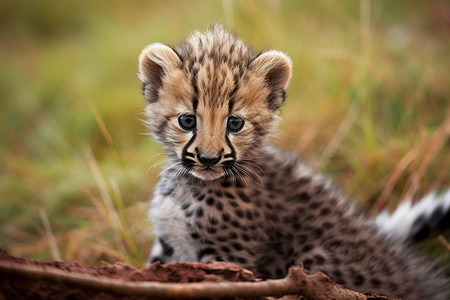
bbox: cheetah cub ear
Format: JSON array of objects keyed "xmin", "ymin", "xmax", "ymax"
[
  {"xmin": 138, "ymin": 43, "xmax": 182, "ymax": 103},
  {"xmin": 250, "ymin": 50, "xmax": 292, "ymax": 110}
]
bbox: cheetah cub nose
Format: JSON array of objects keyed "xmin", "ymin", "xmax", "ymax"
[
  {"xmin": 198, "ymin": 155, "xmax": 221, "ymax": 166},
  {"xmin": 195, "ymin": 147, "xmax": 223, "ymax": 166}
]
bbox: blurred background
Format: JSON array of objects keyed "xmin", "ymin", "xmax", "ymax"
[{"xmin": 0, "ymin": 0, "xmax": 449, "ymax": 270}]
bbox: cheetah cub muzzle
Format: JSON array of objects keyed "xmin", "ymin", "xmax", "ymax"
[{"xmin": 138, "ymin": 24, "xmax": 448, "ymax": 299}]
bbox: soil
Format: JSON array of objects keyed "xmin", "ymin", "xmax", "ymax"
[{"xmin": 0, "ymin": 250, "xmax": 391, "ymax": 300}]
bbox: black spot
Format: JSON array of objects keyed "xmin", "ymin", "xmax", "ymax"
[
  {"xmin": 198, "ymin": 247, "xmax": 216, "ymax": 259},
  {"xmin": 241, "ymin": 233, "xmax": 251, "ymax": 241},
  {"xmin": 235, "ymin": 179, "xmax": 246, "ymax": 189},
  {"xmin": 162, "ymin": 186, "xmax": 176, "ymax": 197},
  {"xmin": 215, "ymin": 190, "xmax": 223, "ymax": 197},
  {"xmin": 253, "ymin": 210, "xmax": 261, "ymax": 218},
  {"xmin": 185, "ymin": 210, "xmax": 193, "ymax": 217},
  {"xmin": 370, "ymin": 278, "xmax": 382, "ymax": 288},
  {"xmin": 231, "ymin": 220, "xmax": 240, "ymax": 228},
  {"xmin": 229, "ymin": 200, "xmax": 239, "ymax": 207},
  {"xmin": 201, "ymin": 239, "xmax": 214, "ymax": 245},
  {"xmin": 191, "ymin": 188, "xmax": 201, "ymax": 197},
  {"xmin": 320, "ymin": 207, "xmax": 331, "ymax": 216},
  {"xmin": 245, "ymin": 210, "xmax": 253, "ymax": 220},
  {"xmin": 326, "ymin": 239, "xmax": 342, "ymax": 249},
  {"xmin": 190, "ymin": 232, "xmax": 200, "ymax": 239},
  {"xmin": 237, "ymin": 257, "xmax": 248, "ymax": 265},
  {"xmin": 222, "ymin": 180, "xmax": 232, "ymax": 188},
  {"xmin": 274, "ymin": 203, "xmax": 284, "ymax": 211},
  {"xmin": 235, "ymin": 208, "xmax": 244, "ymax": 218},
  {"xmin": 222, "ymin": 212, "xmax": 231, "ymax": 222},
  {"xmin": 310, "ymin": 201, "xmax": 321, "ymax": 209},
  {"xmin": 221, "ymin": 246, "xmax": 230, "ymax": 253},
  {"xmin": 302, "ymin": 244, "xmax": 313, "ymax": 252},
  {"xmin": 295, "ymin": 207, "xmax": 304, "ymax": 214},
  {"xmin": 314, "ymin": 185, "xmax": 324, "ymax": 195},
  {"xmin": 297, "ymin": 177, "xmax": 311, "ymax": 186},
  {"xmin": 314, "ymin": 255, "xmax": 326, "ymax": 265},
  {"xmin": 196, "ymin": 194, "xmax": 205, "ymax": 201},
  {"xmin": 232, "ymin": 242, "xmax": 244, "ymax": 251},
  {"xmin": 332, "ymin": 270, "xmax": 343, "ymax": 278},
  {"xmin": 207, "ymin": 227, "xmax": 217, "ymax": 234},
  {"xmin": 196, "ymin": 207, "xmax": 204, "ymax": 218},
  {"xmin": 331, "ymin": 256, "xmax": 341, "ymax": 265},
  {"xmin": 303, "ymin": 259, "xmax": 313, "ymax": 270},
  {"xmin": 265, "ymin": 212, "xmax": 280, "ymax": 223},
  {"xmin": 206, "ymin": 197, "xmax": 215, "ymax": 206},
  {"xmin": 297, "ymin": 234, "xmax": 308, "ymax": 244},
  {"xmin": 293, "ymin": 222, "xmax": 302, "ymax": 230},
  {"xmin": 251, "ymin": 190, "xmax": 262, "ymax": 197},
  {"xmin": 312, "ymin": 228, "xmax": 323, "ymax": 238},
  {"xmin": 217, "ymin": 236, "xmax": 228, "ymax": 242},
  {"xmin": 229, "ymin": 232, "xmax": 238, "ymax": 239},
  {"xmin": 322, "ymin": 221, "xmax": 334, "ymax": 229},
  {"xmin": 208, "ymin": 216, "xmax": 218, "ymax": 225},
  {"xmin": 159, "ymin": 238, "xmax": 174, "ymax": 257},
  {"xmin": 181, "ymin": 202, "xmax": 191, "ymax": 210},
  {"xmin": 265, "ymin": 202, "xmax": 273, "ymax": 209},
  {"xmin": 237, "ymin": 191, "xmax": 251, "ymax": 203},
  {"xmin": 299, "ymin": 192, "xmax": 311, "ymax": 202},
  {"xmin": 224, "ymin": 192, "xmax": 235, "ymax": 199},
  {"xmin": 353, "ymin": 274, "xmax": 365, "ymax": 287},
  {"xmin": 215, "ymin": 201, "xmax": 223, "ymax": 211}
]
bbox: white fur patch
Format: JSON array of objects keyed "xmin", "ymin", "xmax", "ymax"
[{"xmin": 374, "ymin": 189, "xmax": 450, "ymax": 241}]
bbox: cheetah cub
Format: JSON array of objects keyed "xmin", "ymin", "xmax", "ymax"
[{"xmin": 138, "ymin": 25, "xmax": 448, "ymax": 299}]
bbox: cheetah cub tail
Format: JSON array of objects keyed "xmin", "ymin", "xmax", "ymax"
[{"xmin": 374, "ymin": 189, "xmax": 450, "ymax": 243}]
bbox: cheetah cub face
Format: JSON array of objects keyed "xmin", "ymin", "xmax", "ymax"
[{"xmin": 139, "ymin": 25, "xmax": 292, "ymax": 181}]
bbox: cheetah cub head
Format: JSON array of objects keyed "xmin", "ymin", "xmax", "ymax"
[{"xmin": 139, "ymin": 25, "xmax": 292, "ymax": 181}]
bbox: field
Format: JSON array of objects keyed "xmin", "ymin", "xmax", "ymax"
[{"xmin": 0, "ymin": 0, "xmax": 449, "ymax": 270}]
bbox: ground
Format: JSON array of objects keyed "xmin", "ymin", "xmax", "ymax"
[{"xmin": 0, "ymin": 250, "xmax": 393, "ymax": 300}]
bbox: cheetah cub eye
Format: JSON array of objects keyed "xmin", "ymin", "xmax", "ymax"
[
  {"xmin": 227, "ymin": 116, "xmax": 245, "ymax": 133},
  {"xmin": 139, "ymin": 26, "xmax": 292, "ymax": 181},
  {"xmin": 178, "ymin": 114, "xmax": 197, "ymax": 131}
]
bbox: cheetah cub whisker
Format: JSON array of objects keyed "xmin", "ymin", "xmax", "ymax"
[{"xmin": 138, "ymin": 24, "xmax": 449, "ymax": 299}]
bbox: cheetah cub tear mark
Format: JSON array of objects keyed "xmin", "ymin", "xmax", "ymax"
[{"xmin": 139, "ymin": 24, "xmax": 448, "ymax": 299}]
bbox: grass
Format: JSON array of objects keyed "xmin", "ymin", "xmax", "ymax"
[{"xmin": 0, "ymin": 0, "xmax": 449, "ymax": 270}]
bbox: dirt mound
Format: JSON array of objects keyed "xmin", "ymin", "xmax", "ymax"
[{"xmin": 0, "ymin": 250, "xmax": 391, "ymax": 299}]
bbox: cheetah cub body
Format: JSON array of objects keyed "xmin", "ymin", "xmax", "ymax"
[{"xmin": 139, "ymin": 25, "xmax": 447, "ymax": 299}]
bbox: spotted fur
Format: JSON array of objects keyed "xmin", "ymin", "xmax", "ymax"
[{"xmin": 139, "ymin": 24, "xmax": 448, "ymax": 299}]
